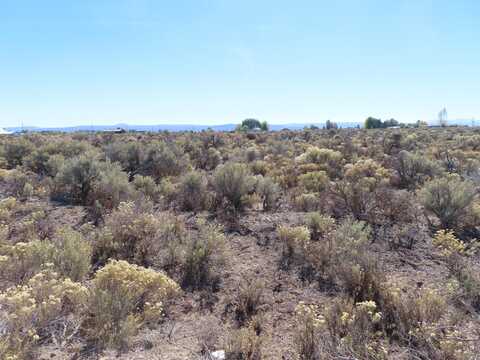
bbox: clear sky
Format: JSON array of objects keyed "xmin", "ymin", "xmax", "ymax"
[{"xmin": 0, "ymin": 0, "xmax": 479, "ymax": 127}]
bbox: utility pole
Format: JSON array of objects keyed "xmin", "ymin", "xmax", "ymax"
[{"xmin": 438, "ymin": 107, "xmax": 448, "ymax": 127}]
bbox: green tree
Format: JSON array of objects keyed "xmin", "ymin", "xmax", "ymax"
[{"xmin": 364, "ymin": 117, "xmax": 383, "ymax": 129}]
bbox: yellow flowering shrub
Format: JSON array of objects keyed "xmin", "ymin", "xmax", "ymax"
[
  {"xmin": 296, "ymin": 146, "xmax": 343, "ymax": 178},
  {"xmin": 88, "ymin": 259, "xmax": 180, "ymax": 349},
  {"xmin": 0, "ymin": 266, "xmax": 88, "ymax": 359},
  {"xmin": 0, "ymin": 239, "xmax": 56, "ymax": 283},
  {"xmin": 433, "ymin": 229, "xmax": 466, "ymax": 256},
  {"xmin": 294, "ymin": 302, "xmax": 324, "ymax": 359},
  {"xmin": 298, "ymin": 171, "xmax": 329, "ymax": 194}
]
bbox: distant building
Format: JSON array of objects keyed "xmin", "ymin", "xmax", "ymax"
[
  {"xmin": 0, "ymin": 128, "xmax": 13, "ymax": 135},
  {"xmin": 103, "ymin": 127, "xmax": 126, "ymax": 134}
]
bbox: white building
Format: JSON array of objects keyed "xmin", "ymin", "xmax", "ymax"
[{"xmin": 0, "ymin": 128, "xmax": 13, "ymax": 135}]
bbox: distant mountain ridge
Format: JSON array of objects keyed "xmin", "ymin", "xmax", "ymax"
[
  {"xmin": 4, "ymin": 119, "xmax": 479, "ymax": 133},
  {"xmin": 5, "ymin": 122, "xmax": 361, "ymax": 133}
]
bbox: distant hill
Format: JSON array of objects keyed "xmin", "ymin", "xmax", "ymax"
[
  {"xmin": 4, "ymin": 122, "xmax": 362, "ymax": 133},
  {"xmin": 4, "ymin": 119, "xmax": 478, "ymax": 133}
]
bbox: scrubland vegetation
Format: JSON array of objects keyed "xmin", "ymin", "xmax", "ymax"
[{"xmin": 1, "ymin": 126, "xmax": 480, "ymax": 359}]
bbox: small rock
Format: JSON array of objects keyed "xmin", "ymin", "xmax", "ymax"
[{"xmin": 210, "ymin": 350, "xmax": 225, "ymax": 360}]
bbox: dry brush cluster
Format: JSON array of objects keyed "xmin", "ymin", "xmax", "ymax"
[{"xmin": 1, "ymin": 126, "xmax": 480, "ymax": 359}]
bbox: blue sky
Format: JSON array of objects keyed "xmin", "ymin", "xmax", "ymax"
[{"xmin": 0, "ymin": 0, "xmax": 479, "ymax": 127}]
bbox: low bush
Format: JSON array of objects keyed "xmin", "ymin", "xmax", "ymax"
[
  {"xmin": 277, "ymin": 225, "xmax": 310, "ymax": 265},
  {"xmin": 395, "ymin": 150, "xmax": 442, "ymax": 189},
  {"xmin": 298, "ymin": 171, "xmax": 329, "ymax": 194},
  {"xmin": 0, "ymin": 239, "xmax": 56, "ymax": 283},
  {"xmin": 294, "ymin": 193, "xmax": 321, "ymax": 212},
  {"xmin": 294, "ymin": 288, "xmax": 451, "ymax": 360},
  {"xmin": 2, "ymin": 138, "xmax": 34, "ymax": 168},
  {"xmin": 420, "ymin": 174, "xmax": 476, "ymax": 231},
  {"xmin": 305, "ymin": 213, "xmax": 335, "ymax": 241},
  {"xmin": 224, "ymin": 325, "xmax": 263, "ymax": 360},
  {"xmin": 93, "ymin": 202, "xmax": 164, "ymax": 266},
  {"xmin": 0, "ymin": 266, "xmax": 88, "ymax": 359},
  {"xmin": 212, "ymin": 162, "xmax": 255, "ymax": 215},
  {"xmin": 142, "ymin": 141, "xmax": 188, "ymax": 180},
  {"xmin": 178, "ymin": 171, "xmax": 208, "ymax": 211},
  {"xmin": 181, "ymin": 221, "xmax": 226, "ymax": 290},
  {"xmin": 53, "ymin": 153, "xmax": 102, "ymax": 205},
  {"xmin": 52, "ymin": 227, "xmax": 92, "ymax": 282},
  {"xmin": 87, "ymin": 260, "xmax": 180, "ymax": 350},
  {"xmin": 332, "ymin": 159, "xmax": 391, "ymax": 219},
  {"xmin": 234, "ymin": 279, "xmax": 265, "ymax": 326},
  {"xmin": 132, "ymin": 175, "xmax": 162, "ymax": 202},
  {"xmin": 90, "ymin": 161, "xmax": 133, "ymax": 213},
  {"xmin": 255, "ymin": 176, "xmax": 281, "ymax": 211}
]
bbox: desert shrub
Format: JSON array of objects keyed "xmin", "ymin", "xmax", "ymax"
[
  {"xmin": 300, "ymin": 218, "xmax": 372, "ymax": 289},
  {"xmin": 194, "ymin": 146, "xmax": 222, "ymax": 171},
  {"xmin": 212, "ymin": 162, "xmax": 254, "ymax": 215},
  {"xmin": 0, "ymin": 239, "xmax": 56, "ymax": 283},
  {"xmin": 234, "ymin": 279, "xmax": 265, "ymax": 326},
  {"xmin": 420, "ymin": 174, "xmax": 476, "ymax": 230},
  {"xmin": 105, "ymin": 141, "xmax": 144, "ymax": 177},
  {"xmin": 53, "ymin": 153, "xmax": 102, "ymax": 205},
  {"xmin": 142, "ymin": 141, "xmax": 188, "ymax": 180},
  {"xmin": 24, "ymin": 146, "xmax": 61, "ymax": 176},
  {"xmin": 305, "ymin": 213, "xmax": 335, "ymax": 241},
  {"xmin": 224, "ymin": 326, "xmax": 262, "ymax": 360},
  {"xmin": 52, "ymin": 227, "xmax": 92, "ymax": 281},
  {"xmin": 254, "ymin": 176, "xmax": 280, "ymax": 211},
  {"xmin": 336, "ymin": 254, "xmax": 384, "ymax": 303},
  {"xmin": 322, "ymin": 299, "xmax": 387, "ymax": 359},
  {"xmin": 245, "ymin": 147, "xmax": 261, "ymax": 162},
  {"xmin": 45, "ymin": 154, "xmax": 65, "ymax": 177},
  {"xmin": 433, "ymin": 229, "xmax": 466, "ymax": 257},
  {"xmin": 328, "ymin": 219, "xmax": 378, "ymax": 301},
  {"xmin": 277, "ymin": 225, "xmax": 310, "ymax": 265},
  {"xmin": 2, "ymin": 138, "xmax": 34, "ymax": 168},
  {"xmin": 296, "ymin": 147, "xmax": 343, "ymax": 178},
  {"xmin": 294, "ymin": 303, "xmax": 322, "ymax": 360},
  {"xmin": 204, "ymin": 147, "xmax": 222, "ymax": 170},
  {"xmin": 366, "ymin": 189, "xmax": 426, "ymax": 249},
  {"xmin": 93, "ymin": 202, "xmax": 164, "ymax": 266},
  {"xmin": 0, "ymin": 266, "xmax": 88, "ymax": 359},
  {"xmin": 3, "ymin": 169, "xmax": 35, "ymax": 200},
  {"xmin": 250, "ymin": 160, "xmax": 268, "ymax": 176},
  {"xmin": 87, "ymin": 260, "xmax": 180, "ymax": 350},
  {"xmin": 132, "ymin": 175, "xmax": 161, "ymax": 201},
  {"xmin": 298, "ymin": 171, "xmax": 329, "ymax": 193},
  {"xmin": 181, "ymin": 221, "xmax": 226, "ymax": 290},
  {"xmin": 91, "ymin": 161, "xmax": 133, "ymax": 212},
  {"xmin": 10, "ymin": 209, "xmax": 48, "ymax": 243},
  {"xmin": 450, "ymin": 261, "xmax": 480, "ymax": 311},
  {"xmin": 178, "ymin": 171, "xmax": 207, "ymax": 211},
  {"xmin": 294, "ymin": 193, "xmax": 321, "ymax": 212},
  {"xmin": 332, "ymin": 159, "xmax": 391, "ymax": 219},
  {"xmin": 157, "ymin": 177, "xmax": 177, "ymax": 206},
  {"xmin": 395, "ymin": 150, "xmax": 441, "ymax": 188},
  {"xmin": 295, "ymin": 288, "xmax": 450, "ymax": 360}
]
